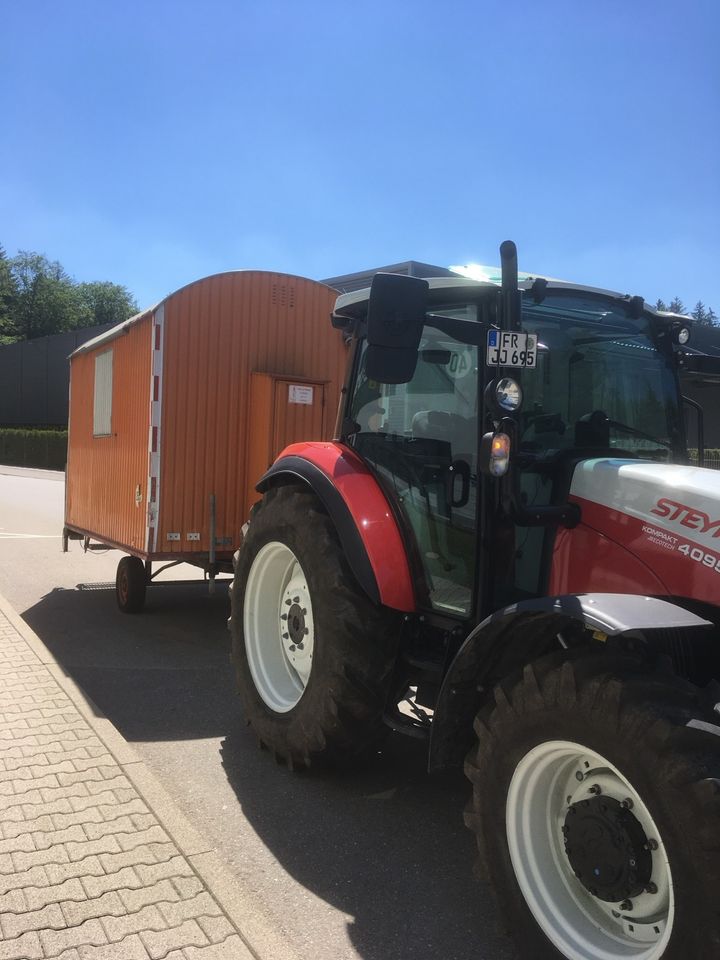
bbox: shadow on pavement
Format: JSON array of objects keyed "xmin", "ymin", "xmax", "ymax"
[
  {"xmin": 22, "ymin": 580, "xmax": 240, "ymax": 741},
  {"xmin": 220, "ymin": 726, "xmax": 517, "ymax": 960},
  {"xmin": 22, "ymin": 581, "xmax": 517, "ymax": 960}
]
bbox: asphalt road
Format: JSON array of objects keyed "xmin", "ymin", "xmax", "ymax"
[{"xmin": 0, "ymin": 466, "xmax": 516, "ymax": 960}]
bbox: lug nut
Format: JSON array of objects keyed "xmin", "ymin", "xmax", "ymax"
[
  {"xmin": 282, "ymin": 632, "xmax": 289, "ymax": 640},
  {"xmin": 647, "ymin": 839, "xmax": 659, "ymax": 851},
  {"xmin": 621, "ymin": 798, "xmax": 634, "ymax": 810},
  {"xmin": 575, "ymin": 771, "xmax": 584, "ymax": 782},
  {"xmin": 281, "ymin": 613, "xmax": 288, "ymax": 621},
  {"xmin": 588, "ymin": 784, "xmax": 602, "ymax": 795},
  {"xmin": 289, "ymin": 645, "xmax": 296, "ymax": 652},
  {"xmin": 619, "ymin": 900, "xmax": 633, "ymax": 912},
  {"xmin": 646, "ymin": 882, "xmax": 658, "ymax": 894}
]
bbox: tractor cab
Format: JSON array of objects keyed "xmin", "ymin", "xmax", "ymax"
[
  {"xmin": 332, "ymin": 244, "xmax": 690, "ymax": 623},
  {"xmin": 232, "ymin": 241, "xmax": 720, "ymax": 960}
]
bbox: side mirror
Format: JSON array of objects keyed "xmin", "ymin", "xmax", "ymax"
[{"xmin": 365, "ymin": 273, "xmax": 428, "ymax": 384}]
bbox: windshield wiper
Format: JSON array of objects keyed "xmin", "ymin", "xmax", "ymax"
[{"xmin": 607, "ymin": 418, "xmax": 672, "ymax": 449}]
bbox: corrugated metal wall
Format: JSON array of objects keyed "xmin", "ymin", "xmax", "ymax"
[
  {"xmin": 158, "ymin": 271, "xmax": 346, "ymax": 557},
  {"xmin": 0, "ymin": 325, "xmax": 113, "ymax": 426},
  {"xmin": 65, "ymin": 271, "xmax": 347, "ymax": 562},
  {"xmin": 65, "ymin": 315, "xmax": 153, "ymax": 552}
]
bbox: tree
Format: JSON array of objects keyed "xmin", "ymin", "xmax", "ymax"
[
  {"xmin": 655, "ymin": 297, "xmax": 718, "ymax": 326},
  {"xmin": 76, "ymin": 281, "xmax": 138, "ymax": 328},
  {"xmin": 0, "ymin": 244, "xmax": 139, "ymax": 342},
  {"xmin": 8, "ymin": 251, "xmax": 82, "ymax": 340},
  {"xmin": 691, "ymin": 300, "xmax": 717, "ymax": 327},
  {"xmin": 0, "ymin": 245, "xmax": 18, "ymax": 343}
]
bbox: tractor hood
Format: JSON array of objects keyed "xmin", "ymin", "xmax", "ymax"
[{"xmin": 566, "ymin": 458, "xmax": 720, "ymax": 603}]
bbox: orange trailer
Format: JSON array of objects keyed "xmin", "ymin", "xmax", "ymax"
[{"xmin": 63, "ymin": 271, "xmax": 347, "ymax": 611}]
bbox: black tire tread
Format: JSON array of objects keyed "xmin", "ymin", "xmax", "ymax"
[
  {"xmin": 229, "ymin": 485, "xmax": 401, "ymax": 769},
  {"xmin": 464, "ymin": 650, "xmax": 720, "ymax": 958},
  {"xmin": 116, "ymin": 556, "xmax": 146, "ymax": 614}
]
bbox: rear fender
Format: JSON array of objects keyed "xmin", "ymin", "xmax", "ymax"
[
  {"xmin": 256, "ymin": 442, "xmax": 415, "ymax": 612},
  {"xmin": 428, "ymin": 593, "xmax": 713, "ymax": 772}
]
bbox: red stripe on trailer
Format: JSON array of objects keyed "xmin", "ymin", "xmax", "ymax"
[
  {"xmin": 150, "ymin": 477, "xmax": 157, "ymax": 503},
  {"xmin": 153, "ymin": 376, "xmax": 160, "ymax": 402},
  {"xmin": 155, "ymin": 324, "xmax": 161, "ymax": 350},
  {"xmin": 272, "ymin": 441, "xmax": 415, "ymax": 612},
  {"xmin": 152, "ymin": 426, "xmax": 158, "ymax": 453}
]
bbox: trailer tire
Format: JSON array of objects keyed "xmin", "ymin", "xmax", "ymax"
[
  {"xmin": 229, "ymin": 485, "xmax": 402, "ymax": 768},
  {"xmin": 116, "ymin": 556, "xmax": 147, "ymax": 614},
  {"xmin": 464, "ymin": 652, "xmax": 720, "ymax": 960}
]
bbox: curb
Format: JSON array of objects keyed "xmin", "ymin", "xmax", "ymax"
[{"xmin": 0, "ymin": 590, "xmax": 300, "ymax": 960}]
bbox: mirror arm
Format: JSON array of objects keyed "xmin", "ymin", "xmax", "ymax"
[{"xmin": 682, "ymin": 395, "xmax": 705, "ymax": 466}]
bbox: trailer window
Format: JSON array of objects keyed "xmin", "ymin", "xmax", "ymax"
[{"xmin": 93, "ymin": 350, "xmax": 113, "ymax": 437}]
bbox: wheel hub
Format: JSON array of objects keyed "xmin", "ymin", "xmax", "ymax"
[
  {"xmin": 563, "ymin": 796, "xmax": 652, "ymax": 903},
  {"xmin": 286, "ymin": 603, "xmax": 307, "ymax": 646}
]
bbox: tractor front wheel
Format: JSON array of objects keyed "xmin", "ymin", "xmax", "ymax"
[
  {"xmin": 229, "ymin": 485, "xmax": 402, "ymax": 768},
  {"xmin": 464, "ymin": 654, "xmax": 720, "ymax": 960}
]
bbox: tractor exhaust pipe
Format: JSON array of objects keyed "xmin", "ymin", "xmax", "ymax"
[{"xmin": 500, "ymin": 240, "xmax": 521, "ymax": 332}]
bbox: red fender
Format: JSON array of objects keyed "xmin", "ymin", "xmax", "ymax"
[{"xmin": 263, "ymin": 441, "xmax": 415, "ymax": 612}]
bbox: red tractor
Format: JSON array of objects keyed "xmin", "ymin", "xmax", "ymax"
[{"xmin": 229, "ymin": 242, "xmax": 720, "ymax": 960}]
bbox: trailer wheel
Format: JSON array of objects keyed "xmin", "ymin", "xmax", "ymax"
[
  {"xmin": 229, "ymin": 485, "xmax": 402, "ymax": 768},
  {"xmin": 464, "ymin": 653, "xmax": 720, "ymax": 960},
  {"xmin": 116, "ymin": 556, "xmax": 147, "ymax": 613}
]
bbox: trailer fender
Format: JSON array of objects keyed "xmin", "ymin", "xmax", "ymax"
[
  {"xmin": 255, "ymin": 442, "xmax": 415, "ymax": 612},
  {"xmin": 428, "ymin": 593, "xmax": 713, "ymax": 772}
]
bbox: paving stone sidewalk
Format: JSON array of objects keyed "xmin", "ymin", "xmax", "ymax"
[{"xmin": 0, "ymin": 599, "xmax": 296, "ymax": 960}]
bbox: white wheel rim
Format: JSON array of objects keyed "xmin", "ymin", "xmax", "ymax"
[
  {"xmin": 506, "ymin": 740, "xmax": 674, "ymax": 960},
  {"xmin": 243, "ymin": 541, "xmax": 315, "ymax": 713}
]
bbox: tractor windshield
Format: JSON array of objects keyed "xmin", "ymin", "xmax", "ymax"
[{"xmin": 518, "ymin": 293, "xmax": 684, "ymax": 462}]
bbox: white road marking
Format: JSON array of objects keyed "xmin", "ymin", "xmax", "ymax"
[{"xmin": 0, "ymin": 533, "xmax": 62, "ymax": 539}]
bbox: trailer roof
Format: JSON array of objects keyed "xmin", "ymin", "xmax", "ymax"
[
  {"xmin": 69, "ymin": 269, "xmax": 338, "ymax": 358},
  {"xmin": 70, "ymin": 304, "xmax": 158, "ymax": 357}
]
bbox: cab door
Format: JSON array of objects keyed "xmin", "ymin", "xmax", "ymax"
[{"xmin": 350, "ymin": 315, "xmax": 482, "ymax": 618}]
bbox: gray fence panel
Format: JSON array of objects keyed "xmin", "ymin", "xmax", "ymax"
[
  {"xmin": 0, "ymin": 341, "xmax": 23, "ymax": 424},
  {"xmin": 19, "ymin": 337, "xmax": 48, "ymax": 424},
  {"xmin": 0, "ymin": 324, "xmax": 113, "ymax": 427}
]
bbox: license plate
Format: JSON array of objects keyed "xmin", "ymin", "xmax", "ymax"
[{"xmin": 486, "ymin": 330, "xmax": 538, "ymax": 368}]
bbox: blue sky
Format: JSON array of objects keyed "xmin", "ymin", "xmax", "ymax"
[{"xmin": 2, "ymin": 0, "xmax": 718, "ymax": 313}]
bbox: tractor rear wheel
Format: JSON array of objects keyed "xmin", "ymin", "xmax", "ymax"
[
  {"xmin": 464, "ymin": 653, "xmax": 720, "ymax": 960},
  {"xmin": 115, "ymin": 556, "xmax": 147, "ymax": 613},
  {"xmin": 229, "ymin": 485, "xmax": 402, "ymax": 768}
]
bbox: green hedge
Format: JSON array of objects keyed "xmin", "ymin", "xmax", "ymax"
[{"xmin": 0, "ymin": 429, "xmax": 68, "ymax": 471}]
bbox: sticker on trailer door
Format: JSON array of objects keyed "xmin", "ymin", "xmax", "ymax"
[
  {"xmin": 289, "ymin": 384, "xmax": 314, "ymax": 405},
  {"xmin": 486, "ymin": 330, "xmax": 537, "ymax": 368}
]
